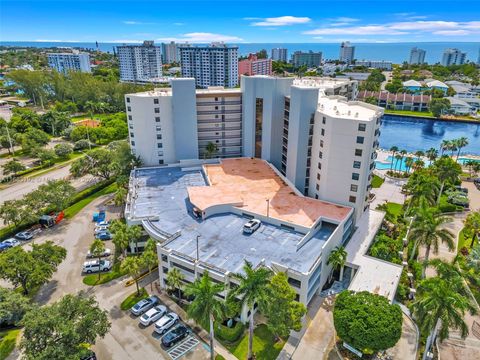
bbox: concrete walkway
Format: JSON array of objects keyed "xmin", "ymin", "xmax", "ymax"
[
  {"xmin": 386, "ymin": 314, "xmax": 418, "ymax": 360},
  {"xmin": 371, "ymin": 175, "xmax": 406, "ymax": 209}
]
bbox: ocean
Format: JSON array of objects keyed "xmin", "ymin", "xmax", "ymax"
[{"xmin": 1, "ymin": 41, "xmax": 479, "ymax": 64}]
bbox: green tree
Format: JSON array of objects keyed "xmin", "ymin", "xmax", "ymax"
[
  {"xmin": 128, "ymin": 225, "xmax": 143, "ymax": 253},
  {"xmin": 0, "ymin": 241, "xmax": 66, "ymax": 295},
  {"xmin": 205, "ymin": 142, "xmax": 218, "ymax": 159},
  {"xmin": 141, "ymin": 242, "xmax": 158, "ymax": 291},
  {"xmin": 184, "ymin": 271, "xmax": 225, "ymax": 360},
  {"xmin": 166, "ymin": 267, "xmax": 184, "ymax": 300},
  {"xmin": 464, "ymin": 211, "xmax": 480, "ymax": 249},
  {"xmin": 70, "ymin": 147, "xmax": 116, "ymax": 180},
  {"xmin": 90, "ymin": 239, "xmax": 106, "ymax": 280},
  {"xmin": 121, "ymin": 256, "xmax": 143, "ymax": 295},
  {"xmin": 333, "ymin": 291, "xmax": 402, "ymax": 353},
  {"xmin": 430, "ymin": 98, "xmax": 450, "ymax": 118},
  {"xmin": 32, "ymin": 179, "xmax": 75, "ymax": 212},
  {"xmin": 2, "ymin": 159, "xmax": 26, "ymax": 175},
  {"xmin": 110, "ymin": 220, "xmax": 129, "ymax": 258},
  {"xmin": 467, "ymin": 244, "xmax": 480, "ymax": 273},
  {"xmin": 20, "ymin": 292, "xmax": 110, "ymax": 359},
  {"xmin": 0, "ymin": 199, "xmax": 30, "ymax": 226},
  {"xmin": 327, "ymin": 246, "xmax": 347, "ymax": 282},
  {"xmin": 410, "ymin": 201, "xmax": 455, "ymax": 277},
  {"xmin": 229, "ymin": 260, "xmax": 273, "ymax": 360},
  {"xmin": 54, "ymin": 143, "xmax": 73, "ymax": 159},
  {"xmin": 36, "ymin": 148, "xmax": 57, "ymax": 165},
  {"xmin": 389, "ymin": 146, "xmax": 399, "ymax": 171},
  {"xmin": 425, "ymin": 147, "xmax": 438, "ymax": 162},
  {"xmin": 0, "ymin": 287, "xmax": 31, "ymax": 327},
  {"xmin": 413, "ymin": 277, "xmax": 477, "ymax": 343},
  {"xmin": 432, "ymin": 156, "xmax": 462, "ymax": 204},
  {"xmin": 455, "ymin": 136, "xmax": 469, "ymax": 161},
  {"xmin": 261, "ymin": 272, "xmax": 306, "ymax": 340}
]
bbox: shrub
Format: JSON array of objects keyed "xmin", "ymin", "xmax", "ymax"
[
  {"xmin": 73, "ymin": 139, "xmax": 92, "ymax": 151},
  {"xmin": 438, "ymin": 203, "xmax": 458, "ymax": 213},
  {"xmin": 214, "ymin": 321, "xmax": 245, "ymax": 343},
  {"xmin": 54, "ymin": 143, "xmax": 73, "ymax": 159}
]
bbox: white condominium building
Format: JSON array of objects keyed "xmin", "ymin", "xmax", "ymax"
[
  {"xmin": 117, "ymin": 41, "xmax": 162, "ymax": 83},
  {"xmin": 355, "ymin": 60, "xmax": 392, "ymax": 70},
  {"xmin": 180, "ymin": 43, "xmax": 239, "ymax": 88},
  {"xmin": 409, "ymin": 47, "xmax": 426, "ymax": 65},
  {"xmin": 161, "ymin": 41, "xmax": 186, "ymax": 64},
  {"xmin": 271, "ymin": 47, "xmax": 288, "ymax": 62},
  {"xmin": 47, "ymin": 51, "xmax": 91, "ymax": 73},
  {"xmin": 442, "ymin": 48, "xmax": 467, "ymax": 66},
  {"xmin": 339, "ymin": 41, "xmax": 355, "ymax": 64}
]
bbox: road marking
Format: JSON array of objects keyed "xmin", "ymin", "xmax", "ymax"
[{"xmin": 167, "ymin": 336, "xmax": 200, "ymax": 360}]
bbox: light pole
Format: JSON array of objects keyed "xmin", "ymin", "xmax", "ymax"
[
  {"xmin": 196, "ymin": 235, "xmax": 200, "ymax": 261},
  {"xmin": 266, "ymin": 199, "xmax": 270, "ymax": 218}
]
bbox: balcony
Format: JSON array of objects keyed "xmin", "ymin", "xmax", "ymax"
[
  {"xmin": 197, "ymin": 100, "xmax": 242, "ymax": 106},
  {"xmin": 197, "ymin": 109, "xmax": 242, "ymax": 115}
]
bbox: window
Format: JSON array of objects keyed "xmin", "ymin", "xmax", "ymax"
[
  {"xmin": 356, "ymin": 136, "xmax": 364, "ymax": 144},
  {"xmin": 320, "ymin": 140, "xmax": 324, "ymax": 148},
  {"xmin": 130, "ymin": 132, "xmax": 134, "ymax": 138},
  {"xmin": 126, "ymin": 97, "xmax": 130, "ymax": 103},
  {"xmin": 321, "ymin": 129, "xmax": 325, "ymax": 136},
  {"xmin": 288, "ymin": 277, "xmax": 301, "ymax": 288},
  {"xmin": 358, "ymin": 123, "xmax": 366, "ymax": 131},
  {"xmin": 171, "ymin": 262, "xmax": 195, "ymax": 274},
  {"xmin": 156, "ymin": 126, "xmax": 161, "ymax": 131},
  {"xmin": 158, "ymin": 151, "xmax": 163, "ymax": 156},
  {"xmin": 154, "ymin": 108, "xmax": 160, "ymax": 114},
  {"xmin": 153, "ymin": 98, "xmax": 159, "ymax": 104},
  {"xmin": 352, "ymin": 173, "xmax": 359, "ymax": 180},
  {"xmin": 157, "ymin": 143, "xmax": 163, "ymax": 148},
  {"xmin": 349, "ymin": 196, "xmax": 357, "ymax": 203},
  {"xmin": 353, "ymin": 161, "xmax": 361, "ymax": 169},
  {"xmin": 131, "ymin": 141, "xmax": 135, "ymax": 146},
  {"xmin": 316, "ymin": 184, "xmax": 319, "ymax": 190},
  {"xmin": 350, "ymin": 184, "xmax": 358, "ymax": 192},
  {"xmin": 161, "ymin": 254, "xmax": 168, "ymax": 262},
  {"xmin": 318, "ymin": 151, "xmax": 323, "ymax": 159},
  {"xmin": 355, "ymin": 149, "xmax": 363, "ymax": 156},
  {"xmin": 127, "ymin": 106, "xmax": 131, "ymax": 111},
  {"xmin": 159, "ymin": 160, "xmax": 164, "ymax": 165},
  {"xmin": 156, "ymin": 134, "xmax": 162, "ymax": 140},
  {"xmin": 128, "ymin": 115, "xmax": 132, "ymax": 120},
  {"xmin": 317, "ymin": 173, "xmax": 321, "ymax": 180},
  {"xmin": 322, "ymin": 116, "xmax": 326, "ymax": 124},
  {"xmin": 317, "ymin": 162, "xmax": 321, "ymax": 170}
]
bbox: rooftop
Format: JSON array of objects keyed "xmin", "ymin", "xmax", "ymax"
[
  {"xmin": 189, "ymin": 158, "xmax": 351, "ymax": 227},
  {"xmin": 317, "ymin": 96, "xmax": 382, "ymax": 121},
  {"xmin": 293, "ymin": 77, "xmax": 353, "ymax": 89}
]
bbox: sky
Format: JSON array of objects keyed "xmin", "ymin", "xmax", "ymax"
[{"xmin": 1, "ymin": 0, "xmax": 479, "ymax": 43}]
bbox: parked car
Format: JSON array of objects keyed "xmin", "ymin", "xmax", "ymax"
[
  {"xmin": 161, "ymin": 324, "xmax": 190, "ymax": 348},
  {"xmin": 80, "ymin": 351, "xmax": 97, "ymax": 360},
  {"xmin": 455, "ymin": 186, "xmax": 468, "ymax": 194},
  {"xmin": 131, "ymin": 295, "xmax": 160, "ymax": 316},
  {"xmin": 2, "ymin": 238, "xmax": 21, "ymax": 247},
  {"xmin": 95, "ymin": 231, "xmax": 112, "ymax": 240},
  {"xmin": 95, "ymin": 221, "xmax": 110, "ymax": 227},
  {"xmin": 86, "ymin": 248, "xmax": 112, "ymax": 258},
  {"xmin": 154, "ymin": 312, "xmax": 179, "ymax": 334},
  {"xmin": 15, "ymin": 230, "xmax": 33, "ymax": 241},
  {"xmin": 139, "ymin": 305, "xmax": 167, "ymax": 326},
  {"xmin": 0, "ymin": 243, "xmax": 11, "ymax": 252},
  {"xmin": 82, "ymin": 259, "xmax": 112, "ymax": 274},
  {"xmin": 243, "ymin": 219, "xmax": 261, "ymax": 234},
  {"xmin": 94, "ymin": 226, "xmax": 109, "ymax": 234},
  {"xmin": 92, "ymin": 210, "xmax": 106, "ymax": 223}
]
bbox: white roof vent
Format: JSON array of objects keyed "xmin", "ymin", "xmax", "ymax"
[{"xmin": 355, "ymin": 112, "xmax": 359, "ymax": 118}]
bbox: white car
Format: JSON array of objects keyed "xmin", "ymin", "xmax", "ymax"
[
  {"xmin": 154, "ymin": 312, "xmax": 179, "ymax": 334},
  {"xmin": 94, "ymin": 225, "xmax": 109, "ymax": 234},
  {"xmin": 243, "ymin": 219, "xmax": 261, "ymax": 234},
  {"xmin": 130, "ymin": 296, "xmax": 159, "ymax": 316},
  {"xmin": 86, "ymin": 248, "xmax": 112, "ymax": 258},
  {"xmin": 95, "ymin": 221, "xmax": 110, "ymax": 227},
  {"xmin": 82, "ymin": 259, "xmax": 112, "ymax": 274},
  {"xmin": 2, "ymin": 238, "xmax": 21, "ymax": 247},
  {"xmin": 139, "ymin": 305, "xmax": 167, "ymax": 326}
]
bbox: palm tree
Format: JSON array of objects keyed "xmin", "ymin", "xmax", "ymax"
[
  {"xmin": 399, "ymin": 149, "xmax": 407, "ymax": 172},
  {"xmin": 410, "ymin": 202, "xmax": 455, "ymax": 277},
  {"xmin": 327, "ymin": 246, "xmax": 347, "ymax": 282},
  {"xmin": 467, "ymin": 244, "xmax": 480, "ymax": 273},
  {"xmin": 205, "ymin": 142, "xmax": 218, "ymax": 159},
  {"xmin": 394, "ymin": 154, "xmax": 402, "ymax": 173},
  {"xmin": 229, "ymin": 260, "xmax": 273, "ymax": 360},
  {"xmin": 455, "ymin": 137, "xmax": 469, "ymax": 161},
  {"xmin": 141, "ymin": 244, "xmax": 158, "ymax": 291},
  {"xmin": 84, "ymin": 101, "xmax": 99, "ymax": 120},
  {"xmin": 440, "ymin": 140, "xmax": 451, "ymax": 156},
  {"xmin": 127, "ymin": 225, "xmax": 143, "ymax": 254},
  {"xmin": 414, "ymin": 150, "xmax": 425, "ymax": 159},
  {"xmin": 111, "ymin": 220, "xmax": 130, "ymax": 258},
  {"xmin": 405, "ymin": 175, "xmax": 440, "ymax": 212},
  {"xmin": 413, "ymin": 159, "xmax": 425, "ymax": 172},
  {"xmin": 464, "ymin": 211, "xmax": 480, "ymax": 249},
  {"xmin": 426, "ymin": 148, "xmax": 438, "ymax": 163},
  {"xmin": 184, "ymin": 271, "xmax": 225, "ymax": 360},
  {"xmin": 389, "ymin": 146, "xmax": 399, "ymax": 171},
  {"xmin": 121, "ymin": 256, "xmax": 143, "ymax": 295},
  {"xmin": 465, "ymin": 160, "xmax": 478, "ymax": 177},
  {"xmin": 432, "ymin": 157, "xmax": 461, "ymax": 204},
  {"xmin": 413, "ymin": 277, "xmax": 477, "ymax": 344},
  {"xmin": 404, "ymin": 157, "xmax": 414, "ymax": 174},
  {"xmin": 166, "ymin": 268, "xmax": 184, "ymax": 301},
  {"xmin": 90, "ymin": 239, "xmax": 106, "ymax": 280},
  {"xmin": 449, "ymin": 139, "xmax": 458, "ymax": 157}
]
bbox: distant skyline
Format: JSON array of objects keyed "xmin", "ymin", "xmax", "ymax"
[{"xmin": 1, "ymin": 0, "xmax": 479, "ymax": 44}]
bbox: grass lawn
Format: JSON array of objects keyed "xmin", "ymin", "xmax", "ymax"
[
  {"xmin": 371, "ymin": 175, "xmax": 385, "ymax": 188},
  {"xmin": 457, "ymin": 228, "xmax": 477, "ymax": 253},
  {"xmin": 384, "ymin": 109, "xmax": 434, "ymax": 118},
  {"xmin": 64, "ymin": 182, "xmax": 117, "ymax": 219},
  {"xmin": 0, "ymin": 329, "xmax": 20, "ymax": 360},
  {"xmin": 225, "ymin": 324, "xmax": 284, "ymax": 360},
  {"xmin": 385, "ymin": 202, "xmax": 403, "ymax": 221},
  {"xmin": 83, "ymin": 263, "xmax": 127, "ymax": 286},
  {"xmin": 120, "ymin": 288, "xmax": 148, "ymax": 310}
]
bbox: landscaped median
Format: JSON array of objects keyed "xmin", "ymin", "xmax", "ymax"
[
  {"xmin": 0, "ymin": 328, "xmax": 20, "ymax": 360},
  {"xmin": 120, "ymin": 288, "xmax": 148, "ymax": 311},
  {"xmin": 82, "ymin": 263, "xmax": 127, "ymax": 286}
]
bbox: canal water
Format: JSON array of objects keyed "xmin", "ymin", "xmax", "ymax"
[{"xmin": 379, "ymin": 114, "xmax": 480, "ymax": 155}]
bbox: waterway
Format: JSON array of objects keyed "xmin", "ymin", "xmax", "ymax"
[{"xmin": 379, "ymin": 114, "xmax": 480, "ymax": 155}]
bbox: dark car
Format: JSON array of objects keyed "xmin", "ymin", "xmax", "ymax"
[
  {"xmin": 161, "ymin": 324, "xmax": 190, "ymax": 348},
  {"xmin": 0, "ymin": 243, "xmax": 11, "ymax": 252},
  {"xmin": 15, "ymin": 231, "xmax": 33, "ymax": 241},
  {"xmin": 80, "ymin": 350, "xmax": 97, "ymax": 360},
  {"xmin": 95, "ymin": 231, "xmax": 112, "ymax": 240}
]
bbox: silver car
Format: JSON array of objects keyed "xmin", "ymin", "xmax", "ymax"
[
  {"xmin": 139, "ymin": 305, "xmax": 167, "ymax": 326},
  {"xmin": 130, "ymin": 296, "xmax": 159, "ymax": 316},
  {"xmin": 154, "ymin": 312, "xmax": 179, "ymax": 334}
]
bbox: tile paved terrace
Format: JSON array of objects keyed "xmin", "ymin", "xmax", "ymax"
[{"xmin": 188, "ymin": 158, "xmax": 351, "ymax": 227}]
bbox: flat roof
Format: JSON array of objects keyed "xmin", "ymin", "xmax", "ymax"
[
  {"xmin": 317, "ymin": 96, "xmax": 382, "ymax": 121},
  {"xmin": 129, "ymin": 165, "xmax": 337, "ymax": 274},
  {"xmin": 346, "ymin": 209, "xmax": 403, "ymax": 302},
  {"xmin": 293, "ymin": 77, "xmax": 353, "ymax": 89},
  {"xmin": 189, "ymin": 158, "xmax": 351, "ymax": 227}
]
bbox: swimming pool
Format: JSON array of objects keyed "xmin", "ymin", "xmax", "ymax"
[{"xmin": 375, "ymin": 156, "xmax": 431, "ymax": 172}]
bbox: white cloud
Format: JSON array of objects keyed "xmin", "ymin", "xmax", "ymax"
[
  {"xmin": 123, "ymin": 20, "xmax": 156, "ymax": 25},
  {"xmin": 34, "ymin": 39, "xmax": 79, "ymax": 42},
  {"xmin": 109, "ymin": 39, "xmax": 144, "ymax": 44},
  {"xmin": 250, "ymin": 16, "xmax": 311, "ymax": 27},
  {"xmin": 304, "ymin": 25, "xmax": 406, "ymax": 35},
  {"xmin": 330, "ymin": 17, "xmax": 359, "ymax": 23},
  {"xmin": 173, "ymin": 22, "xmax": 185, "ymax": 26},
  {"xmin": 389, "ymin": 21, "xmax": 459, "ymax": 31},
  {"xmin": 433, "ymin": 30, "xmax": 472, "ymax": 36},
  {"xmin": 158, "ymin": 32, "xmax": 243, "ymax": 43}
]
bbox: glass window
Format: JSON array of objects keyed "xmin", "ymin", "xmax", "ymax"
[
  {"xmin": 127, "ymin": 106, "xmax": 131, "ymax": 111},
  {"xmin": 156, "ymin": 134, "xmax": 162, "ymax": 139},
  {"xmin": 156, "ymin": 126, "xmax": 161, "ymax": 131},
  {"xmin": 353, "ymin": 161, "xmax": 361, "ymax": 169},
  {"xmin": 155, "ymin": 117, "xmax": 160, "ymax": 122},
  {"xmin": 126, "ymin": 97, "xmax": 130, "ymax": 103},
  {"xmin": 131, "ymin": 141, "xmax": 135, "ymax": 146},
  {"xmin": 321, "ymin": 128, "xmax": 325, "ymax": 136},
  {"xmin": 159, "ymin": 160, "xmax": 164, "ymax": 165},
  {"xmin": 322, "ymin": 117, "xmax": 326, "ymax": 124},
  {"xmin": 352, "ymin": 173, "xmax": 359, "ymax": 180},
  {"xmin": 128, "ymin": 115, "xmax": 132, "ymax": 120},
  {"xmin": 349, "ymin": 196, "xmax": 356, "ymax": 203},
  {"xmin": 350, "ymin": 184, "xmax": 358, "ymax": 192},
  {"xmin": 319, "ymin": 151, "xmax": 323, "ymax": 159},
  {"xmin": 355, "ymin": 149, "xmax": 363, "ymax": 156},
  {"xmin": 154, "ymin": 98, "xmax": 159, "ymax": 104},
  {"xmin": 318, "ymin": 162, "xmax": 321, "ymax": 170},
  {"xmin": 358, "ymin": 123, "xmax": 366, "ymax": 131},
  {"xmin": 320, "ymin": 140, "xmax": 324, "ymax": 148},
  {"xmin": 356, "ymin": 136, "xmax": 364, "ymax": 144},
  {"xmin": 157, "ymin": 143, "xmax": 163, "ymax": 148},
  {"xmin": 154, "ymin": 108, "xmax": 160, "ymax": 114}
]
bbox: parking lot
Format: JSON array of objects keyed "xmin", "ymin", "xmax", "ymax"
[{"xmin": 3, "ymin": 194, "xmax": 210, "ymax": 360}]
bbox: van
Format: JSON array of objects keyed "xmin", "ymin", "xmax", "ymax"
[{"xmin": 82, "ymin": 259, "xmax": 112, "ymax": 274}]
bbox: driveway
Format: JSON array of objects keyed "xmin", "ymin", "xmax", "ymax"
[
  {"xmin": 463, "ymin": 181, "xmax": 480, "ymax": 211},
  {"xmin": 371, "ymin": 176, "xmax": 406, "ymax": 209},
  {"xmin": 5, "ymin": 195, "xmax": 210, "ymax": 360}
]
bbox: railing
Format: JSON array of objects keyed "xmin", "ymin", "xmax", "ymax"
[
  {"xmin": 197, "ymin": 110, "xmax": 242, "ymax": 115},
  {"xmin": 197, "ymin": 126, "xmax": 241, "ymax": 132},
  {"xmin": 196, "ymin": 101, "xmax": 242, "ymax": 106}
]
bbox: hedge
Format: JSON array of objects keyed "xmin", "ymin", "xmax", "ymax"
[{"xmin": 214, "ymin": 321, "xmax": 245, "ymax": 343}]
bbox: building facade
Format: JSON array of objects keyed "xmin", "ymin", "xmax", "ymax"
[
  {"xmin": 409, "ymin": 47, "xmax": 426, "ymax": 65},
  {"xmin": 117, "ymin": 40, "xmax": 163, "ymax": 83},
  {"xmin": 354, "ymin": 60, "xmax": 392, "ymax": 70},
  {"xmin": 47, "ymin": 52, "xmax": 91, "ymax": 73},
  {"xmin": 271, "ymin": 48, "xmax": 288, "ymax": 62},
  {"xmin": 292, "ymin": 51, "xmax": 322, "ymax": 68},
  {"xmin": 339, "ymin": 42, "xmax": 355, "ymax": 64},
  {"xmin": 161, "ymin": 41, "xmax": 184, "ymax": 64},
  {"xmin": 238, "ymin": 54, "xmax": 272, "ymax": 78},
  {"xmin": 441, "ymin": 48, "xmax": 467, "ymax": 66},
  {"xmin": 179, "ymin": 43, "xmax": 239, "ymax": 88}
]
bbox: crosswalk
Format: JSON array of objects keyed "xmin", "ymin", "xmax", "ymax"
[{"xmin": 167, "ymin": 336, "xmax": 200, "ymax": 360}]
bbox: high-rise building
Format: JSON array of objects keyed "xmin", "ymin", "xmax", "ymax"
[
  {"xmin": 47, "ymin": 51, "xmax": 91, "ymax": 73},
  {"xmin": 339, "ymin": 41, "xmax": 355, "ymax": 64},
  {"xmin": 409, "ymin": 47, "xmax": 426, "ymax": 65},
  {"xmin": 355, "ymin": 60, "xmax": 392, "ymax": 70},
  {"xmin": 238, "ymin": 54, "xmax": 272, "ymax": 77},
  {"xmin": 117, "ymin": 40, "xmax": 162, "ymax": 83},
  {"xmin": 161, "ymin": 41, "xmax": 184, "ymax": 64},
  {"xmin": 292, "ymin": 51, "xmax": 322, "ymax": 67},
  {"xmin": 271, "ymin": 48, "xmax": 288, "ymax": 62},
  {"xmin": 179, "ymin": 43, "xmax": 238, "ymax": 88},
  {"xmin": 441, "ymin": 48, "xmax": 467, "ymax": 66}
]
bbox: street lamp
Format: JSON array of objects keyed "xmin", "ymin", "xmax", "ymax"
[
  {"xmin": 266, "ymin": 199, "xmax": 270, "ymax": 218},
  {"xmin": 196, "ymin": 235, "xmax": 200, "ymax": 261}
]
